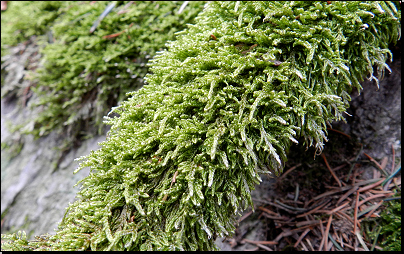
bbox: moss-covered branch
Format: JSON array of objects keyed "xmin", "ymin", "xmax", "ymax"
[{"xmin": 1, "ymin": 1, "xmax": 400, "ymax": 251}]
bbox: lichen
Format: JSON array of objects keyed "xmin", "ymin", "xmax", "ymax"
[{"xmin": 1, "ymin": 1, "xmax": 400, "ymax": 251}]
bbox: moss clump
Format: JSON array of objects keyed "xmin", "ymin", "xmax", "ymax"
[
  {"xmin": 1, "ymin": 1, "xmax": 401, "ymax": 251},
  {"xmin": 2, "ymin": 1, "xmax": 205, "ymax": 148},
  {"xmin": 1, "ymin": 1, "xmax": 63, "ymax": 56},
  {"xmin": 379, "ymin": 197, "xmax": 401, "ymax": 251},
  {"xmin": 364, "ymin": 191, "xmax": 401, "ymax": 251}
]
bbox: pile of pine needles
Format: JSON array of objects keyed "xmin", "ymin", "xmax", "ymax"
[{"xmin": 224, "ymin": 129, "xmax": 401, "ymax": 251}]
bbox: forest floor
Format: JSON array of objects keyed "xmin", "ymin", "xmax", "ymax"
[{"xmin": 216, "ymin": 128, "xmax": 401, "ymax": 251}]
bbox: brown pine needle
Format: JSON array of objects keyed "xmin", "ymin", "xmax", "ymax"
[
  {"xmin": 295, "ymin": 220, "xmax": 321, "ymax": 227},
  {"xmin": 241, "ymin": 239, "xmax": 278, "ymax": 245},
  {"xmin": 369, "ymin": 189, "xmax": 393, "ymax": 194},
  {"xmin": 296, "ymin": 200, "xmax": 330, "ymax": 218},
  {"xmin": 102, "ymin": 23, "xmax": 134, "ymax": 39},
  {"xmin": 327, "ymin": 128, "xmax": 351, "ymax": 139},
  {"xmin": 363, "ymin": 153, "xmax": 390, "ymax": 177},
  {"xmin": 324, "ymin": 215, "xmax": 333, "ymax": 251},
  {"xmin": 354, "ymin": 190, "xmax": 360, "ymax": 233},
  {"xmin": 291, "ymin": 224, "xmax": 318, "ymax": 232},
  {"xmin": 278, "ymin": 163, "xmax": 302, "ymax": 180},
  {"xmin": 336, "ymin": 186, "xmax": 358, "ymax": 206},
  {"xmin": 305, "ymin": 238, "xmax": 315, "ymax": 251},
  {"xmin": 335, "ymin": 210, "xmax": 355, "ymax": 225},
  {"xmin": 238, "ymin": 210, "xmax": 253, "ymax": 223},
  {"xmin": 256, "ymin": 243, "xmax": 273, "ymax": 251},
  {"xmin": 321, "ymin": 153, "xmax": 342, "ymax": 187},
  {"xmin": 312, "ymin": 178, "xmax": 383, "ymax": 200},
  {"xmin": 318, "ymin": 220, "xmax": 325, "ymax": 251},
  {"xmin": 380, "ymin": 156, "xmax": 388, "ymax": 171},
  {"xmin": 273, "ymin": 231, "xmax": 290, "ymax": 243},
  {"xmin": 358, "ymin": 193, "xmax": 393, "ymax": 207},
  {"xmin": 357, "ymin": 178, "xmax": 385, "ymax": 193},
  {"xmin": 294, "ymin": 228, "xmax": 311, "ymax": 248},
  {"xmin": 257, "ymin": 206, "xmax": 280, "ymax": 216},
  {"xmin": 260, "ymin": 212, "xmax": 287, "ymax": 220},
  {"xmin": 328, "ymin": 201, "xmax": 350, "ymax": 214},
  {"xmin": 365, "ymin": 200, "xmax": 384, "ymax": 219},
  {"xmin": 363, "ymin": 153, "xmax": 383, "ymax": 169},
  {"xmin": 341, "ymin": 232, "xmax": 349, "ymax": 243}
]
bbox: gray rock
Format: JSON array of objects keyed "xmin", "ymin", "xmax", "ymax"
[
  {"xmin": 1, "ymin": 92, "xmax": 108, "ymax": 237},
  {"xmin": 1, "ymin": 39, "xmax": 109, "ymax": 238}
]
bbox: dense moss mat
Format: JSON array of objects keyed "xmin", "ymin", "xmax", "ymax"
[
  {"xmin": 1, "ymin": 1, "xmax": 401, "ymax": 251},
  {"xmin": 1, "ymin": 1, "xmax": 64, "ymax": 56},
  {"xmin": 364, "ymin": 192, "xmax": 401, "ymax": 251},
  {"xmin": 1, "ymin": 1, "xmax": 205, "ymax": 146},
  {"xmin": 378, "ymin": 197, "xmax": 401, "ymax": 251}
]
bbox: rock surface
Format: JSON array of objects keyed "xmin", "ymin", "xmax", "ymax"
[
  {"xmin": 339, "ymin": 50, "xmax": 401, "ymax": 180},
  {"xmin": 1, "ymin": 39, "xmax": 109, "ymax": 238}
]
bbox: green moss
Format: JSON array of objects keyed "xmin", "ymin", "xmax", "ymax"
[
  {"xmin": 2, "ymin": 1, "xmax": 205, "ymax": 149},
  {"xmin": 364, "ymin": 191, "xmax": 401, "ymax": 251},
  {"xmin": 379, "ymin": 197, "xmax": 401, "ymax": 251},
  {"xmin": 1, "ymin": 1, "xmax": 401, "ymax": 251},
  {"xmin": 1, "ymin": 1, "xmax": 63, "ymax": 57}
]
